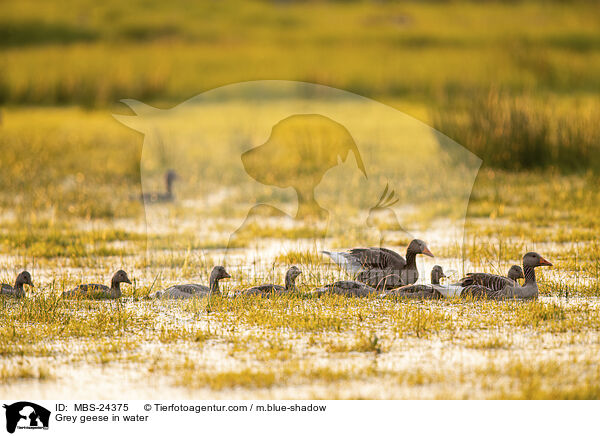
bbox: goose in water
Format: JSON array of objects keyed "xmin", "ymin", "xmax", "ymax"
[
  {"xmin": 381, "ymin": 265, "xmax": 447, "ymax": 299},
  {"xmin": 63, "ymin": 270, "xmax": 131, "ymax": 299},
  {"xmin": 236, "ymin": 266, "xmax": 301, "ymax": 296},
  {"xmin": 461, "ymin": 252, "xmax": 551, "ymax": 300},
  {"xmin": 151, "ymin": 266, "xmax": 230, "ymax": 299},
  {"xmin": 1, "ymin": 271, "xmax": 34, "ymax": 298},
  {"xmin": 322, "ymin": 239, "xmax": 434, "ymax": 289},
  {"xmin": 313, "ymin": 280, "xmax": 377, "ymax": 298},
  {"xmin": 141, "ymin": 170, "xmax": 178, "ymax": 203},
  {"xmin": 457, "ymin": 265, "xmax": 524, "ymax": 289}
]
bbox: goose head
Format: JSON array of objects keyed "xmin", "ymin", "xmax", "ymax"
[
  {"xmin": 507, "ymin": 265, "xmax": 525, "ymax": 281},
  {"xmin": 16, "ymin": 271, "xmax": 34, "ymax": 288},
  {"xmin": 431, "ymin": 265, "xmax": 446, "ymax": 285},
  {"xmin": 112, "ymin": 270, "xmax": 132, "ymax": 286},
  {"xmin": 285, "ymin": 266, "xmax": 302, "ymax": 288},
  {"xmin": 211, "ymin": 266, "xmax": 231, "ymax": 282},
  {"xmin": 523, "ymin": 252, "xmax": 552, "ymax": 268},
  {"xmin": 285, "ymin": 266, "xmax": 302, "ymax": 282},
  {"xmin": 407, "ymin": 239, "xmax": 434, "ymax": 257}
]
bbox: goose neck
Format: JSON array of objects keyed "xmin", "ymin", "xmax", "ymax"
[
  {"xmin": 285, "ymin": 275, "xmax": 296, "ymax": 290},
  {"xmin": 209, "ymin": 275, "xmax": 220, "ymax": 293},
  {"xmin": 405, "ymin": 251, "xmax": 417, "ymax": 268},
  {"xmin": 523, "ymin": 265, "xmax": 537, "ymax": 286}
]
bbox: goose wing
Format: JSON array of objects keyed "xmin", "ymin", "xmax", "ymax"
[
  {"xmin": 382, "ymin": 284, "xmax": 440, "ymax": 299},
  {"xmin": 348, "ymin": 247, "xmax": 406, "ymax": 270},
  {"xmin": 63, "ymin": 283, "xmax": 110, "ymax": 298},
  {"xmin": 458, "ymin": 273, "xmax": 514, "ymax": 291},
  {"xmin": 355, "ymin": 269, "xmax": 403, "ymax": 290},
  {"xmin": 156, "ymin": 284, "xmax": 210, "ymax": 299},
  {"xmin": 0, "ymin": 284, "xmax": 22, "ymax": 297},
  {"xmin": 460, "ymin": 284, "xmax": 506, "ymax": 300},
  {"xmin": 238, "ymin": 284, "xmax": 285, "ymax": 296},
  {"xmin": 315, "ymin": 281, "xmax": 377, "ymax": 297}
]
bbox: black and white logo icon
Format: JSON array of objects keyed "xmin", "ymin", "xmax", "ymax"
[{"xmin": 3, "ymin": 402, "xmax": 50, "ymax": 434}]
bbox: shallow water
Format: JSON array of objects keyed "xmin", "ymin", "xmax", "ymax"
[{"xmin": 3, "ymin": 211, "xmax": 600, "ymax": 399}]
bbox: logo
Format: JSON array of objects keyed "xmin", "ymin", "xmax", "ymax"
[
  {"xmin": 3, "ymin": 402, "xmax": 50, "ymax": 434},
  {"xmin": 115, "ymin": 81, "xmax": 481, "ymax": 270}
]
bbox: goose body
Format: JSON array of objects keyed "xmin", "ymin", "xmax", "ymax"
[
  {"xmin": 236, "ymin": 266, "xmax": 301, "ymax": 296},
  {"xmin": 152, "ymin": 266, "xmax": 230, "ymax": 299},
  {"xmin": 0, "ymin": 271, "xmax": 34, "ymax": 298},
  {"xmin": 456, "ymin": 265, "xmax": 524, "ymax": 290},
  {"xmin": 461, "ymin": 253, "xmax": 551, "ymax": 300},
  {"xmin": 322, "ymin": 239, "xmax": 434, "ymax": 290},
  {"xmin": 382, "ymin": 265, "xmax": 447, "ymax": 299},
  {"xmin": 313, "ymin": 280, "xmax": 377, "ymax": 297},
  {"xmin": 63, "ymin": 270, "xmax": 131, "ymax": 299}
]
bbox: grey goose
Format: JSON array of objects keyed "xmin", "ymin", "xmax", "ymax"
[
  {"xmin": 461, "ymin": 252, "xmax": 552, "ymax": 300},
  {"xmin": 312, "ymin": 280, "xmax": 377, "ymax": 298},
  {"xmin": 236, "ymin": 266, "xmax": 301, "ymax": 297},
  {"xmin": 381, "ymin": 265, "xmax": 446, "ymax": 299},
  {"xmin": 1, "ymin": 271, "xmax": 34, "ymax": 298},
  {"xmin": 322, "ymin": 239, "xmax": 434, "ymax": 290},
  {"xmin": 152, "ymin": 266, "xmax": 231, "ymax": 299},
  {"xmin": 141, "ymin": 170, "xmax": 178, "ymax": 203},
  {"xmin": 456, "ymin": 265, "xmax": 524, "ymax": 289},
  {"xmin": 63, "ymin": 270, "xmax": 131, "ymax": 299}
]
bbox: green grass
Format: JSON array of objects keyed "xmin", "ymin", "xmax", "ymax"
[
  {"xmin": 433, "ymin": 90, "xmax": 600, "ymax": 171},
  {"xmin": 1, "ymin": 0, "xmax": 599, "ymax": 106}
]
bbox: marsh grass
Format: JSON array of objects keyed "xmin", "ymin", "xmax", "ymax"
[
  {"xmin": 434, "ymin": 90, "xmax": 600, "ymax": 171},
  {"xmin": 1, "ymin": 0, "xmax": 599, "ymax": 108},
  {"xmin": 274, "ymin": 250, "xmax": 324, "ymax": 266},
  {"xmin": 0, "ymin": 360, "xmax": 53, "ymax": 383}
]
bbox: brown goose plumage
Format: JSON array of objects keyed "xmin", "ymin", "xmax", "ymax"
[
  {"xmin": 322, "ymin": 239, "xmax": 434, "ymax": 290},
  {"xmin": 461, "ymin": 252, "xmax": 551, "ymax": 300},
  {"xmin": 313, "ymin": 280, "xmax": 377, "ymax": 298},
  {"xmin": 236, "ymin": 266, "xmax": 301, "ymax": 297},
  {"xmin": 141, "ymin": 170, "xmax": 178, "ymax": 203},
  {"xmin": 63, "ymin": 270, "xmax": 131, "ymax": 299},
  {"xmin": 152, "ymin": 266, "xmax": 230, "ymax": 299},
  {"xmin": 456, "ymin": 265, "xmax": 524, "ymax": 290},
  {"xmin": 1, "ymin": 271, "xmax": 34, "ymax": 298},
  {"xmin": 381, "ymin": 265, "xmax": 446, "ymax": 299}
]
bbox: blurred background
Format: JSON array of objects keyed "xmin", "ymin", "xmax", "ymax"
[{"xmin": 0, "ymin": 0, "xmax": 598, "ymax": 222}]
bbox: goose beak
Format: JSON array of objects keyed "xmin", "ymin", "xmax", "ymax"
[
  {"xmin": 223, "ymin": 272, "xmax": 231, "ymax": 279},
  {"xmin": 539, "ymin": 257, "xmax": 552, "ymax": 267},
  {"xmin": 422, "ymin": 247, "xmax": 434, "ymax": 257}
]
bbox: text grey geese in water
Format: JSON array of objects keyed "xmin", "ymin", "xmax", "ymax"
[
  {"xmin": 322, "ymin": 239, "xmax": 434, "ymax": 290},
  {"xmin": 461, "ymin": 252, "xmax": 551, "ymax": 300},
  {"xmin": 152, "ymin": 266, "xmax": 231, "ymax": 299},
  {"xmin": 63, "ymin": 270, "xmax": 131, "ymax": 299},
  {"xmin": 1, "ymin": 271, "xmax": 34, "ymax": 298},
  {"xmin": 236, "ymin": 266, "xmax": 301, "ymax": 297}
]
